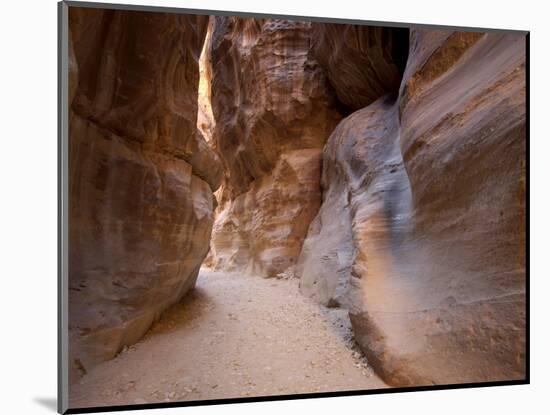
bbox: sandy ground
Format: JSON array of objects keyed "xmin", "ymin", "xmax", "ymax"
[{"xmin": 69, "ymin": 269, "xmax": 387, "ymax": 409}]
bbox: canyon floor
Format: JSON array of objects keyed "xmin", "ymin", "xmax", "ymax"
[{"xmin": 69, "ymin": 269, "xmax": 387, "ymax": 409}]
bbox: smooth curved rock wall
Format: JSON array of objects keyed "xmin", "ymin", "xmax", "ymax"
[
  {"xmin": 298, "ymin": 30, "xmax": 526, "ymax": 386},
  {"xmin": 68, "ymin": 8, "xmax": 219, "ymax": 382}
]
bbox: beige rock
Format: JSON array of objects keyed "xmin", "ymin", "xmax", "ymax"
[
  {"xmin": 66, "ymin": 9, "xmax": 526, "ymax": 390},
  {"xmin": 299, "ymin": 30, "xmax": 526, "ymax": 386},
  {"xmin": 310, "ymin": 23, "xmax": 408, "ymax": 111},
  {"xmin": 197, "ymin": 18, "xmax": 215, "ymax": 142},
  {"xmin": 295, "ymin": 153, "xmax": 355, "ymax": 308},
  {"xmin": 68, "ymin": 8, "xmax": 219, "ymax": 382},
  {"xmin": 211, "ymin": 148, "xmax": 324, "ymax": 277},
  {"xmin": 206, "ymin": 17, "xmax": 341, "ymax": 277}
]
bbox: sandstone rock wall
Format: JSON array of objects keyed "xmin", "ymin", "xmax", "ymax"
[
  {"xmin": 197, "ymin": 18, "xmax": 215, "ymax": 142},
  {"xmin": 298, "ymin": 30, "xmax": 526, "ymax": 386},
  {"xmin": 206, "ymin": 17, "xmax": 342, "ymax": 277},
  {"xmin": 310, "ymin": 23, "xmax": 409, "ymax": 111},
  {"xmin": 67, "ymin": 9, "xmax": 526, "ymax": 388},
  {"xmin": 68, "ymin": 8, "xmax": 218, "ymax": 382},
  {"xmin": 296, "ymin": 96, "xmax": 406, "ymax": 311}
]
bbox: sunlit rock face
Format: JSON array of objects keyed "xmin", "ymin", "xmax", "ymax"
[
  {"xmin": 197, "ymin": 18, "xmax": 215, "ymax": 142},
  {"xmin": 310, "ymin": 23, "xmax": 409, "ymax": 111},
  {"xmin": 206, "ymin": 17, "xmax": 342, "ymax": 277},
  {"xmin": 298, "ymin": 30, "xmax": 526, "ymax": 386},
  {"xmin": 68, "ymin": 8, "xmax": 219, "ymax": 382}
]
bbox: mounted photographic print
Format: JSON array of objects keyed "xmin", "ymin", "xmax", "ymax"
[{"xmin": 58, "ymin": 1, "xmax": 528, "ymax": 413}]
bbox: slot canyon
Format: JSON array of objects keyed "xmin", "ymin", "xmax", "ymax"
[{"xmin": 67, "ymin": 7, "xmax": 526, "ymax": 408}]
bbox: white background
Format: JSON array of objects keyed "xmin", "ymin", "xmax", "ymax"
[{"xmin": 0, "ymin": 0, "xmax": 546, "ymax": 413}]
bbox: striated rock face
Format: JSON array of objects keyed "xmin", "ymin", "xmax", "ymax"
[
  {"xmin": 67, "ymin": 7, "xmax": 526, "ymax": 389},
  {"xmin": 298, "ymin": 30, "xmax": 526, "ymax": 386},
  {"xmin": 296, "ymin": 96, "xmax": 405, "ymax": 311},
  {"xmin": 206, "ymin": 17, "xmax": 342, "ymax": 277},
  {"xmin": 68, "ymin": 8, "xmax": 219, "ymax": 382},
  {"xmin": 197, "ymin": 18, "xmax": 215, "ymax": 142},
  {"xmin": 310, "ymin": 23, "xmax": 408, "ymax": 111}
]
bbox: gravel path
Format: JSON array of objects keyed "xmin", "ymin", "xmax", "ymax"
[{"xmin": 69, "ymin": 269, "xmax": 387, "ymax": 409}]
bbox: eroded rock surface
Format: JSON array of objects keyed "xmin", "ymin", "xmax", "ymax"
[
  {"xmin": 68, "ymin": 8, "xmax": 219, "ymax": 382},
  {"xmin": 298, "ymin": 30, "xmax": 526, "ymax": 386},
  {"xmin": 310, "ymin": 23, "xmax": 408, "ymax": 111},
  {"xmin": 197, "ymin": 18, "xmax": 215, "ymax": 142},
  {"xmin": 206, "ymin": 17, "xmax": 341, "ymax": 277},
  {"xmin": 67, "ymin": 9, "xmax": 526, "ymax": 390}
]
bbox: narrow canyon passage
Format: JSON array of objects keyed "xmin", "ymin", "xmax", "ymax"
[
  {"xmin": 69, "ymin": 269, "xmax": 386, "ymax": 408},
  {"xmin": 67, "ymin": 9, "xmax": 526, "ymax": 405}
]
